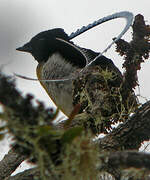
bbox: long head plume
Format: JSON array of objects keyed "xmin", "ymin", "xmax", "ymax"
[{"xmin": 69, "ymin": 11, "xmax": 133, "ymax": 40}]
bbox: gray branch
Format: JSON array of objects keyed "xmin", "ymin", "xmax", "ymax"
[
  {"xmin": 99, "ymin": 100, "xmax": 150, "ymax": 151},
  {"xmin": 5, "ymin": 168, "xmax": 39, "ymax": 180},
  {"xmin": 0, "ymin": 148, "xmax": 26, "ymax": 180},
  {"xmin": 4, "ymin": 152, "xmax": 150, "ymax": 180}
]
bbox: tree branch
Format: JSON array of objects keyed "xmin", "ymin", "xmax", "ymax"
[
  {"xmin": 4, "ymin": 151, "xmax": 150, "ymax": 180},
  {"xmin": 0, "ymin": 148, "xmax": 26, "ymax": 180},
  {"xmin": 115, "ymin": 14, "xmax": 150, "ymax": 101},
  {"xmin": 99, "ymin": 100, "xmax": 150, "ymax": 151},
  {"xmin": 5, "ymin": 168, "xmax": 39, "ymax": 180},
  {"xmin": 99, "ymin": 151, "xmax": 150, "ymax": 180}
]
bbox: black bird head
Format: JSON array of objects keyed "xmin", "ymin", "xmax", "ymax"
[
  {"xmin": 16, "ymin": 28, "xmax": 87, "ymax": 68},
  {"xmin": 16, "ymin": 28, "xmax": 69, "ymax": 63}
]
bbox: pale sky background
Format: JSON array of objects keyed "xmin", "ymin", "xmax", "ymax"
[{"xmin": 0, "ymin": 0, "xmax": 150, "ymax": 174}]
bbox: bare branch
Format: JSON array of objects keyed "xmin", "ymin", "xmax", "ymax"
[
  {"xmin": 99, "ymin": 151, "xmax": 150, "ymax": 180},
  {"xmin": 4, "ymin": 151, "xmax": 150, "ymax": 180},
  {"xmin": 0, "ymin": 148, "xmax": 26, "ymax": 180},
  {"xmin": 5, "ymin": 168, "xmax": 39, "ymax": 180},
  {"xmin": 99, "ymin": 101, "xmax": 150, "ymax": 151}
]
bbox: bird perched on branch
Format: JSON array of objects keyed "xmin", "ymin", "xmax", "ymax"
[{"xmin": 16, "ymin": 28, "xmax": 136, "ymax": 133}]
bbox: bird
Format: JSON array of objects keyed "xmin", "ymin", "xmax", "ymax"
[{"xmin": 16, "ymin": 28, "xmax": 126, "ymax": 133}]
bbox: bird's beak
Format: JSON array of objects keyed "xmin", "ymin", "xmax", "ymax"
[{"xmin": 16, "ymin": 43, "xmax": 32, "ymax": 53}]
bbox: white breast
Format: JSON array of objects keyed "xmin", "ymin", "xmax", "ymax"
[{"xmin": 41, "ymin": 53, "xmax": 78, "ymax": 116}]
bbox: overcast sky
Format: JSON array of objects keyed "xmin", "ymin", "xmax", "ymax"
[{"xmin": 0, "ymin": 0, "xmax": 150, "ymax": 173}]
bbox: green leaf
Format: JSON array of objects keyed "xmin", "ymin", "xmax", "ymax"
[
  {"xmin": 61, "ymin": 126, "xmax": 83, "ymax": 144},
  {"xmin": 36, "ymin": 125, "xmax": 62, "ymax": 138}
]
